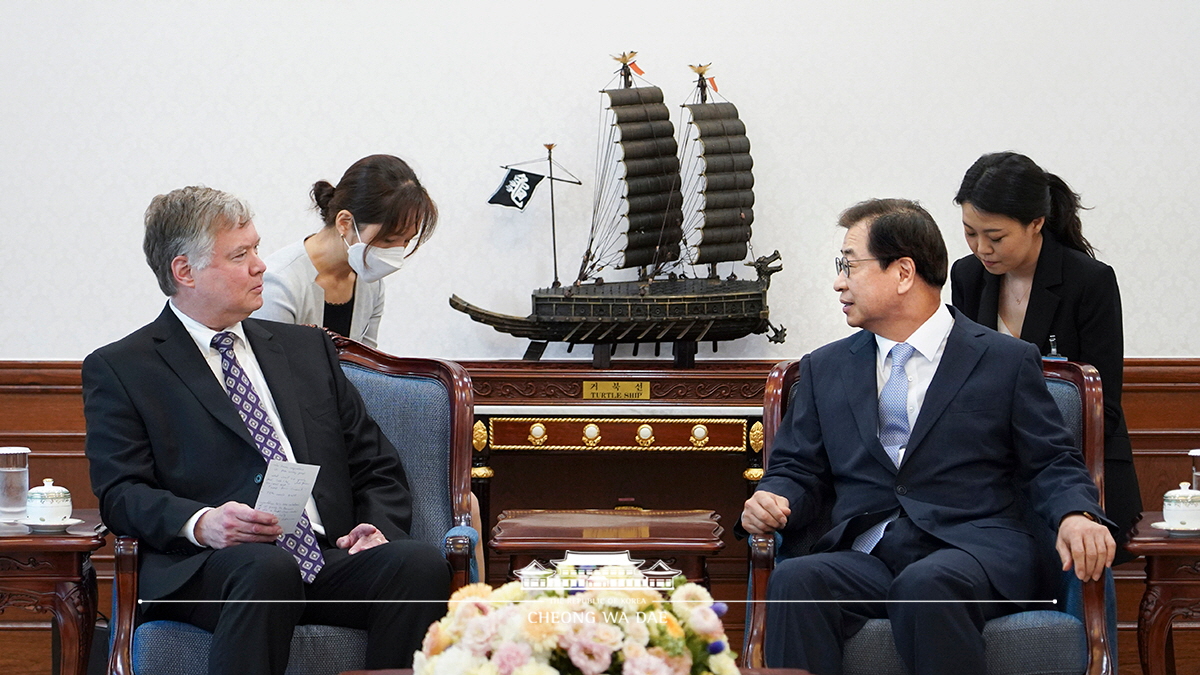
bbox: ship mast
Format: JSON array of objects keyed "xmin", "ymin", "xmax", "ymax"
[
  {"xmin": 546, "ymin": 143, "xmax": 560, "ymax": 287},
  {"xmin": 618, "ymin": 51, "xmax": 635, "ymax": 88},
  {"xmin": 690, "ymin": 64, "xmax": 717, "ymax": 278},
  {"xmin": 693, "ymin": 63, "xmax": 710, "ymax": 104}
]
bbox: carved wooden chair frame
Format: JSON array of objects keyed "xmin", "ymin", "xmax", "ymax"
[{"xmin": 741, "ymin": 359, "xmax": 1113, "ymax": 675}]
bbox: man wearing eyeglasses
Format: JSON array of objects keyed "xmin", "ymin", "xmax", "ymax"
[{"xmin": 740, "ymin": 198, "xmax": 1115, "ymax": 675}]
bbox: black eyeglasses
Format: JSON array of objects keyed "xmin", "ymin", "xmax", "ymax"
[{"xmin": 835, "ymin": 256, "xmax": 879, "ymax": 277}]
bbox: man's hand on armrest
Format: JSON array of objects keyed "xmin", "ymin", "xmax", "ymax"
[
  {"xmin": 1056, "ymin": 512, "xmax": 1116, "ymax": 582},
  {"xmin": 195, "ymin": 502, "xmax": 283, "ymax": 549},
  {"xmin": 336, "ymin": 523, "xmax": 388, "ymax": 554},
  {"xmin": 741, "ymin": 491, "xmax": 791, "ymax": 534}
]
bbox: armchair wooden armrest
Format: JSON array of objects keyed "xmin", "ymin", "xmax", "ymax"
[
  {"xmin": 445, "ymin": 531, "xmax": 473, "ymax": 591},
  {"xmin": 1081, "ymin": 575, "xmax": 1114, "ymax": 675},
  {"xmin": 109, "ymin": 535, "xmax": 139, "ymax": 675},
  {"xmin": 743, "ymin": 532, "xmax": 777, "ymax": 668}
]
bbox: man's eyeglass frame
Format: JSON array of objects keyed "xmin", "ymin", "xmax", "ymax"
[{"xmin": 835, "ymin": 256, "xmax": 879, "ymax": 277}]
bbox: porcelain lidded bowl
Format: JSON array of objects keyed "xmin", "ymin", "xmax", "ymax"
[
  {"xmin": 1163, "ymin": 482, "xmax": 1200, "ymax": 529},
  {"xmin": 26, "ymin": 479, "xmax": 72, "ymax": 522}
]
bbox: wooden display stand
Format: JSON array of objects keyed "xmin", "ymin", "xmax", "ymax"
[{"xmin": 490, "ymin": 508, "xmax": 725, "ymax": 586}]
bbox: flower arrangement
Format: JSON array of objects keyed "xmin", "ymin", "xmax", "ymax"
[{"xmin": 414, "ymin": 576, "xmax": 738, "ymax": 675}]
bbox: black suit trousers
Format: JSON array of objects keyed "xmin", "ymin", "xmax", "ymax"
[
  {"xmin": 144, "ymin": 540, "xmax": 451, "ymax": 675},
  {"xmin": 766, "ymin": 518, "xmax": 1015, "ymax": 675}
]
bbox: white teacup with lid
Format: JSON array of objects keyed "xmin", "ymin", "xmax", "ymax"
[
  {"xmin": 26, "ymin": 479, "xmax": 72, "ymax": 523},
  {"xmin": 1163, "ymin": 482, "xmax": 1200, "ymax": 529}
]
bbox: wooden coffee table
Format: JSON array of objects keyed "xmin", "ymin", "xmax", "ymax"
[
  {"xmin": 0, "ymin": 508, "xmax": 107, "ymax": 675},
  {"xmin": 489, "ymin": 508, "xmax": 725, "ymax": 585},
  {"xmin": 1126, "ymin": 511, "xmax": 1200, "ymax": 675}
]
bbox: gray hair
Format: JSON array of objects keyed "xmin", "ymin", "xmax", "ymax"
[{"xmin": 143, "ymin": 186, "xmax": 254, "ymax": 296}]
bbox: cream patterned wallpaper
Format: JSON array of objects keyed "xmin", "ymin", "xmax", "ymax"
[{"xmin": 1, "ymin": 2, "xmax": 1196, "ymax": 360}]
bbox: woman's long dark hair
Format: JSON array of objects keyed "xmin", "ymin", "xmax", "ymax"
[
  {"xmin": 954, "ymin": 152, "xmax": 1093, "ymax": 257},
  {"xmin": 311, "ymin": 154, "xmax": 438, "ymax": 256}
]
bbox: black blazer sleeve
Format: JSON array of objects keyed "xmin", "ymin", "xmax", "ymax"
[
  {"xmin": 753, "ymin": 354, "xmax": 834, "ymax": 533},
  {"xmin": 1070, "ymin": 263, "xmax": 1128, "ymax": 454},
  {"xmin": 83, "ymin": 349, "xmax": 213, "ymax": 551}
]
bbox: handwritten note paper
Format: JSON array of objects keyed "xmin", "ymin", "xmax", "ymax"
[{"xmin": 254, "ymin": 461, "xmax": 320, "ymax": 535}]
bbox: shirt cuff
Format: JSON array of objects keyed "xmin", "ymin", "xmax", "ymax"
[{"xmin": 180, "ymin": 507, "xmax": 214, "ymax": 547}]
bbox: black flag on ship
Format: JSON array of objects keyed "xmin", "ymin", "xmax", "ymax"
[{"xmin": 488, "ymin": 169, "xmax": 545, "ymax": 210}]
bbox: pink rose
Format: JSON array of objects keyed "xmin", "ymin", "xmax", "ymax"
[
  {"xmin": 458, "ymin": 614, "xmax": 497, "ymax": 658},
  {"xmin": 686, "ymin": 606, "xmax": 724, "ymax": 637},
  {"xmin": 490, "ymin": 642, "xmax": 532, "ymax": 675},
  {"xmin": 622, "ymin": 654, "xmax": 674, "ymax": 675},
  {"xmin": 568, "ymin": 637, "xmax": 613, "ymax": 675}
]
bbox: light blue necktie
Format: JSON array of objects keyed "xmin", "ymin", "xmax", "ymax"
[{"xmin": 852, "ymin": 342, "xmax": 915, "ymax": 553}]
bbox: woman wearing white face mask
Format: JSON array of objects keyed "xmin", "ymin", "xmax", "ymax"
[
  {"xmin": 254, "ymin": 154, "xmax": 437, "ymax": 347},
  {"xmin": 254, "ymin": 155, "xmax": 488, "ymax": 576}
]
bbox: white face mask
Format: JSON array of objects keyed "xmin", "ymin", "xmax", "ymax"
[{"xmin": 344, "ymin": 218, "xmax": 408, "ymax": 284}]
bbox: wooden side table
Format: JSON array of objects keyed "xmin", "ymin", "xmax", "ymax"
[
  {"xmin": 0, "ymin": 508, "xmax": 107, "ymax": 675},
  {"xmin": 490, "ymin": 508, "xmax": 725, "ymax": 585},
  {"xmin": 1126, "ymin": 511, "xmax": 1200, "ymax": 675}
]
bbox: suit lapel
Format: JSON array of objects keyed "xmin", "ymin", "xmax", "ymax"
[
  {"xmin": 244, "ymin": 320, "xmax": 311, "ymax": 464},
  {"xmin": 1020, "ymin": 234, "xmax": 1062, "ymax": 352},
  {"xmin": 152, "ymin": 305, "xmax": 256, "ymax": 449},
  {"xmin": 902, "ymin": 312, "xmax": 986, "ymax": 464},
  {"xmin": 978, "ymin": 271, "xmax": 1001, "ymax": 330},
  {"xmin": 844, "ymin": 331, "xmax": 897, "ymax": 474}
]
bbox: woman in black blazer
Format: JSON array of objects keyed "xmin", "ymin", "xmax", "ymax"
[{"xmin": 950, "ymin": 152, "xmax": 1142, "ymax": 562}]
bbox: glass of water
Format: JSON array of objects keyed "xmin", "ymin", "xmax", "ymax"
[{"xmin": 0, "ymin": 447, "xmax": 31, "ymax": 522}]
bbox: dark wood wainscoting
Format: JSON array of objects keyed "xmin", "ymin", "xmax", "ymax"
[
  {"xmin": 1118, "ymin": 359, "xmax": 1200, "ymax": 673},
  {"xmin": 0, "ymin": 364, "xmax": 106, "ymax": 675},
  {"xmin": 0, "ymin": 358, "xmax": 1196, "ymax": 674}
]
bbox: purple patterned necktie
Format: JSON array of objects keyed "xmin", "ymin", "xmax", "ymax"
[{"xmin": 211, "ymin": 331, "xmax": 325, "ymax": 583}]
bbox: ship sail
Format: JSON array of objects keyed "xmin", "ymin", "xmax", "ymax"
[
  {"xmin": 677, "ymin": 70, "xmax": 755, "ymax": 266},
  {"xmin": 578, "ymin": 55, "xmax": 684, "ymax": 281}
]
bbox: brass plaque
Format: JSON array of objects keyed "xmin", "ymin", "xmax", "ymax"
[{"xmin": 582, "ymin": 380, "xmax": 650, "ymax": 400}]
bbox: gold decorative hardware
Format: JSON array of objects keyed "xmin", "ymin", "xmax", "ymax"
[
  {"xmin": 487, "ymin": 417, "xmax": 746, "ymax": 452},
  {"xmin": 743, "ymin": 468, "xmax": 764, "ymax": 481},
  {"xmin": 472, "ymin": 421, "xmax": 488, "ymax": 452},
  {"xmin": 690, "ymin": 424, "xmax": 710, "ymax": 448},
  {"xmin": 471, "ymin": 466, "xmax": 495, "ymax": 479},
  {"xmin": 528, "ymin": 423, "xmax": 548, "ymax": 446},
  {"xmin": 635, "ymin": 424, "xmax": 655, "ymax": 447},
  {"xmin": 749, "ymin": 421, "xmax": 764, "ymax": 453},
  {"xmin": 582, "ymin": 423, "xmax": 602, "ymax": 447}
]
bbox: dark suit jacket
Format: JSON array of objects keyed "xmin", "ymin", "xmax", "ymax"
[
  {"xmin": 950, "ymin": 233, "xmax": 1141, "ymax": 545},
  {"xmin": 756, "ymin": 309, "xmax": 1107, "ymax": 601},
  {"xmin": 83, "ymin": 305, "xmax": 413, "ymax": 600},
  {"xmin": 950, "ymin": 233, "xmax": 1131, "ymax": 464}
]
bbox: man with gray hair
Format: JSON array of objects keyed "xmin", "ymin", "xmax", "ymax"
[{"xmin": 83, "ymin": 186, "xmax": 449, "ymax": 675}]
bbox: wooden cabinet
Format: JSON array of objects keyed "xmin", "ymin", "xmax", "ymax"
[{"xmin": 460, "ymin": 359, "xmax": 776, "ymax": 650}]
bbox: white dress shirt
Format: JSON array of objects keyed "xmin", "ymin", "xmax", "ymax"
[
  {"xmin": 873, "ymin": 304, "xmax": 955, "ymax": 464},
  {"xmin": 169, "ymin": 301, "xmax": 326, "ymax": 545}
]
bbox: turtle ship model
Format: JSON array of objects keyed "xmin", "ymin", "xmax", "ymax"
[{"xmin": 451, "ymin": 54, "xmax": 785, "ymax": 368}]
